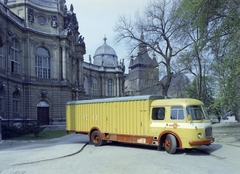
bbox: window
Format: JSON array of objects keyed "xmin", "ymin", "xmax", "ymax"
[
  {"xmin": 10, "ymin": 38, "xmax": 20, "ymax": 74},
  {"xmin": 0, "ymin": 32, "xmax": 5, "ymax": 69},
  {"xmin": 38, "ymin": 15, "xmax": 47, "ymax": 25},
  {"xmin": 0, "ymin": 90, "xmax": 4, "ymax": 113},
  {"xmin": 84, "ymin": 75, "xmax": 89, "ymax": 94},
  {"xmin": 106, "ymin": 79, "xmax": 114, "ymax": 96},
  {"xmin": 187, "ymin": 105, "xmax": 206, "ymax": 120},
  {"xmin": 12, "ymin": 91, "xmax": 20, "ymax": 117},
  {"xmin": 152, "ymin": 107, "xmax": 165, "ymax": 120},
  {"xmin": 92, "ymin": 77, "xmax": 98, "ymax": 96},
  {"xmin": 171, "ymin": 106, "xmax": 184, "ymax": 120},
  {"xmin": 0, "ymin": 44, "xmax": 5, "ymax": 69},
  {"xmin": 35, "ymin": 47, "xmax": 50, "ymax": 78}
]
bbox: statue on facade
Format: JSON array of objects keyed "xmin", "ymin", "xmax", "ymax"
[
  {"xmin": 41, "ymin": 90, "xmax": 47, "ymax": 98},
  {"xmin": 63, "ymin": 4, "xmax": 67, "ymax": 15},
  {"xmin": 120, "ymin": 59, "xmax": 125, "ymax": 72},
  {"xmin": 51, "ymin": 15, "xmax": 58, "ymax": 28},
  {"xmin": 78, "ymin": 35, "xmax": 85, "ymax": 45},
  {"xmin": 89, "ymin": 55, "xmax": 92, "ymax": 64},
  {"xmin": 66, "ymin": 23, "xmax": 72, "ymax": 35},
  {"xmin": 60, "ymin": 0, "xmax": 66, "ymax": 11},
  {"xmin": 28, "ymin": 8, "xmax": 34, "ymax": 23}
]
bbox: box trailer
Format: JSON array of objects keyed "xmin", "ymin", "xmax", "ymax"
[{"xmin": 66, "ymin": 95, "xmax": 214, "ymax": 154}]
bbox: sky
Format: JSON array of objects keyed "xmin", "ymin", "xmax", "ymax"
[{"xmin": 66, "ymin": 0, "xmax": 148, "ymax": 66}]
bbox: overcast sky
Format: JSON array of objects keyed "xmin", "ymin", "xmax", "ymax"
[{"xmin": 66, "ymin": 0, "xmax": 148, "ymax": 65}]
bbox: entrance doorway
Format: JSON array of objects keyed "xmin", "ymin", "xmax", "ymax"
[{"xmin": 37, "ymin": 101, "xmax": 49, "ymax": 125}]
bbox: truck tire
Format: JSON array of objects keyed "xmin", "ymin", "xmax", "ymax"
[
  {"xmin": 91, "ymin": 130, "xmax": 103, "ymax": 146},
  {"xmin": 164, "ymin": 134, "xmax": 177, "ymax": 154}
]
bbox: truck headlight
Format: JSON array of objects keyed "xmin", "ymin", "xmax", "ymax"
[{"xmin": 198, "ymin": 133, "xmax": 202, "ymax": 139}]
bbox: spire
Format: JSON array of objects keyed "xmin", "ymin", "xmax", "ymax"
[
  {"xmin": 138, "ymin": 33, "xmax": 148, "ymax": 56},
  {"xmin": 70, "ymin": 4, "xmax": 74, "ymax": 12},
  {"xmin": 103, "ymin": 35, "xmax": 107, "ymax": 44}
]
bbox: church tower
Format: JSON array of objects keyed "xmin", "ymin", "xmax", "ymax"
[{"xmin": 125, "ymin": 34, "xmax": 159, "ymax": 96}]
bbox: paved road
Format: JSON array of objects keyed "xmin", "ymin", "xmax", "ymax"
[{"xmin": 0, "ymin": 132, "xmax": 240, "ymax": 174}]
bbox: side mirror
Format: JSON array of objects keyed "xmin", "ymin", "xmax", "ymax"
[{"xmin": 187, "ymin": 115, "xmax": 192, "ymax": 121}]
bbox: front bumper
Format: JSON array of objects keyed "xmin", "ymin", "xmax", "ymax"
[{"xmin": 189, "ymin": 137, "xmax": 215, "ymax": 146}]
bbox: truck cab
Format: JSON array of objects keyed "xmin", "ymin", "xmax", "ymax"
[{"xmin": 149, "ymin": 98, "xmax": 214, "ymax": 153}]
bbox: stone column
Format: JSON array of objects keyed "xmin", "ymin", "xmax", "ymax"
[
  {"xmin": 102, "ymin": 74, "xmax": 105, "ymax": 97},
  {"xmin": 62, "ymin": 46, "xmax": 66, "ymax": 80},
  {"xmin": 116, "ymin": 74, "xmax": 119, "ymax": 97},
  {"xmin": 78, "ymin": 58, "xmax": 82, "ymax": 85}
]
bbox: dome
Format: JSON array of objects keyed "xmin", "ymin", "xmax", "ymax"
[{"xmin": 93, "ymin": 37, "xmax": 118, "ymax": 67}]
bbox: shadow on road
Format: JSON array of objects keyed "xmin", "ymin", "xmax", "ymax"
[
  {"xmin": 105, "ymin": 141, "xmax": 214, "ymax": 156},
  {"xmin": 196, "ymin": 143, "xmax": 223, "ymax": 154}
]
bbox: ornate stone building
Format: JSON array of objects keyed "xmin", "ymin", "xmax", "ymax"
[
  {"xmin": 83, "ymin": 37, "xmax": 125, "ymax": 99},
  {"xmin": 0, "ymin": 0, "xmax": 125, "ymax": 126}
]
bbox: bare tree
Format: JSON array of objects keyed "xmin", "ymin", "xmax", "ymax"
[{"xmin": 115, "ymin": 0, "xmax": 191, "ymax": 96}]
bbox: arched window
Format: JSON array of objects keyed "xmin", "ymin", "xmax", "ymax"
[
  {"xmin": 106, "ymin": 78, "xmax": 114, "ymax": 97},
  {"xmin": 92, "ymin": 77, "xmax": 98, "ymax": 96},
  {"xmin": 10, "ymin": 38, "xmax": 20, "ymax": 74},
  {"xmin": 35, "ymin": 47, "xmax": 50, "ymax": 78},
  {"xmin": 84, "ymin": 75, "xmax": 89, "ymax": 94}
]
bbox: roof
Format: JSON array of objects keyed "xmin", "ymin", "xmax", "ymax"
[
  {"xmin": 93, "ymin": 37, "xmax": 118, "ymax": 67},
  {"xmin": 66, "ymin": 95, "xmax": 168, "ymax": 105}
]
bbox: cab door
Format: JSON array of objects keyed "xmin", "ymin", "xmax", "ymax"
[{"xmin": 149, "ymin": 107, "xmax": 166, "ymax": 135}]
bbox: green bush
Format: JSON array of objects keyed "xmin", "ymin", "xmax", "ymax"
[{"xmin": 2, "ymin": 123, "xmax": 45, "ymax": 139}]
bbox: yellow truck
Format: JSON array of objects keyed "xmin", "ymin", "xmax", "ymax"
[{"xmin": 66, "ymin": 95, "xmax": 214, "ymax": 154}]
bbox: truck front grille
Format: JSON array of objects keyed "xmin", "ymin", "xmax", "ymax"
[{"xmin": 205, "ymin": 127, "xmax": 212, "ymax": 138}]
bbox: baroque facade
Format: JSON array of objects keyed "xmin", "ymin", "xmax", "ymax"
[{"xmin": 0, "ymin": 0, "xmax": 125, "ymax": 126}]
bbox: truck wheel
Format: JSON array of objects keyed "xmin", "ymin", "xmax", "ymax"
[
  {"xmin": 164, "ymin": 134, "xmax": 177, "ymax": 154},
  {"xmin": 91, "ymin": 130, "xmax": 103, "ymax": 146}
]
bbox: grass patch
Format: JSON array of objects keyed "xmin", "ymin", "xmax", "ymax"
[
  {"xmin": 10, "ymin": 130, "xmax": 67, "ymax": 141},
  {"xmin": 222, "ymin": 126, "xmax": 240, "ymax": 129}
]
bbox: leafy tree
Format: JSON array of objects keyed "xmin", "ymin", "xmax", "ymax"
[
  {"xmin": 177, "ymin": 0, "xmax": 240, "ymax": 120},
  {"xmin": 211, "ymin": 37, "xmax": 240, "ymax": 116},
  {"xmin": 175, "ymin": 1, "xmax": 213, "ymax": 102},
  {"xmin": 186, "ymin": 75, "xmax": 215, "ymax": 112}
]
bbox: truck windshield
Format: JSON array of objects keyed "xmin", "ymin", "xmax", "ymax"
[{"xmin": 186, "ymin": 105, "xmax": 208, "ymax": 120}]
